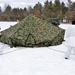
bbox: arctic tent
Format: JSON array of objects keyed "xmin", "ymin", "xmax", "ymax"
[{"xmin": 0, "ymin": 14, "xmax": 64, "ymax": 47}]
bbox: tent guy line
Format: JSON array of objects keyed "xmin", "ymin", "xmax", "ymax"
[
  {"xmin": 0, "ymin": 45, "xmax": 20, "ymax": 55},
  {"xmin": 0, "ymin": 45, "xmax": 75, "ymax": 56},
  {"xmin": 47, "ymin": 47, "xmax": 75, "ymax": 55}
]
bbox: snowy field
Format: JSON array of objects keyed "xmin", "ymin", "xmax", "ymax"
[{"xmin": 0, "ymin": 22, "xmax": 75, "ymax": 75}]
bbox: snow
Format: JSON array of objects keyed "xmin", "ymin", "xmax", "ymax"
[
  {"xmin": 59, "ymin": 23, "xmax": 72, "ymax": 30},
  {"xmin": 0, "ymin": 22, "xmax": 75, "ymax": 75},
  {"xmin": 0, "ymin": 21, "xmax": 18, "ymax": 31}
]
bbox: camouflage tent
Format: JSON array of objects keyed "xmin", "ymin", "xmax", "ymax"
[{"xmin": 0, "ymin": 14, "xmax": 64, "ymax": 47}]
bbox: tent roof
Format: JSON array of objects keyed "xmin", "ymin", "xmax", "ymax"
[
  {"xmin": 0, "ymin": 14, "xmax": 64, "ymax": 47},
  {"xmin": 1, "ymin": 14, "xmax": 62, "ymax": 37}
]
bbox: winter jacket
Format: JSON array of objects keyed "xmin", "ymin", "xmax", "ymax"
[{"xmin": 64, "ymin": 26, "xmax": 75, "ymax": 47}]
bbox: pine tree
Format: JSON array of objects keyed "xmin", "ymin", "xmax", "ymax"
[
  {"xmin": 4, "ymin": 4, "xmax": 12, "ymax": 20},
  {"xmin": 61, "ymin": 2, "xmax": 68, "ymax": 21},
  {"xmin": 53, "ymin": 0, "xmax": 61, "ymax": 18},
  {"xmin": 42, "ymin": 0, "xmax": 53, "ymax": 20},
  {"xmin": 67, "ymin": 0, "xmax": 73, "ymax": 10},
  {"xmin": 34, "ymin": 2, "xmax": 43, "ymax": 13},
  {"xmin": 0, "ymin": 7, "xmax": 1, "ymax": 13},
  {"xmin": 71, "ymin": 2, "xmax": 75, "ymax": 19}
]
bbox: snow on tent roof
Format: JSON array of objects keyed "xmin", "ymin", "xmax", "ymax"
[{"xmin": 0, "ymin": 14, "xmax": 65, "ymax": 47}]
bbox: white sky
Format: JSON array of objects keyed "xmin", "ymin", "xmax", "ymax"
[
  {"xmin": 71, "ymin": 0, "xmax": 75, "ymax": 2},
  {"xmin": 0, "ymin": 0, "xmax": 75, "ymax": 10}
]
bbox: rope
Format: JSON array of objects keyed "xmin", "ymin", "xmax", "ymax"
[
  {"xmin": 47, "ymin": 47, "xmax": 75, "ymax": 55},
  {"xmin": 0, "ymin": 43, "xmax": 20, "ymax": 55},
  {"xmin": 0, "ymin": 42, "xmax": 75, "ymax": 56},
  {"xmin": 0, "ymin": 48, "xmax": 20, "ymax": 55}
]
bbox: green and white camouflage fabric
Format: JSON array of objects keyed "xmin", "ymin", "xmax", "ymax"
[{"xmin": 0, "ymin": 14, "xmax": 65, "ymax": 47}]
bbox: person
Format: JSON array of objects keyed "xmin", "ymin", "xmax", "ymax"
[{"xmin": 64, "ymin": 26, "xmax": 75, "ymax": 59}]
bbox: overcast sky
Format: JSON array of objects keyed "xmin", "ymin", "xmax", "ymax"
[{"xmin": 0, "ymin": 0, "xmax": 75, "ymax": 10}]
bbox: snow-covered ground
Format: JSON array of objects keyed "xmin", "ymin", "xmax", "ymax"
[
  {"xmin": 0, "ymin": 22, "xmax": 75, "ymax": 75},
  {"xmin": 0, "ymin": 21, "xmax": 18, "ymax": 31},
  {"xmin": 59, "ymin": 23, "xmax": 73, "ymax": 30}
]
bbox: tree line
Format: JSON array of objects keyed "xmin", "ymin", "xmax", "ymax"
[{"xmin": 0, "ymin": 0, "xmax": 75, "ymax": 21}]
